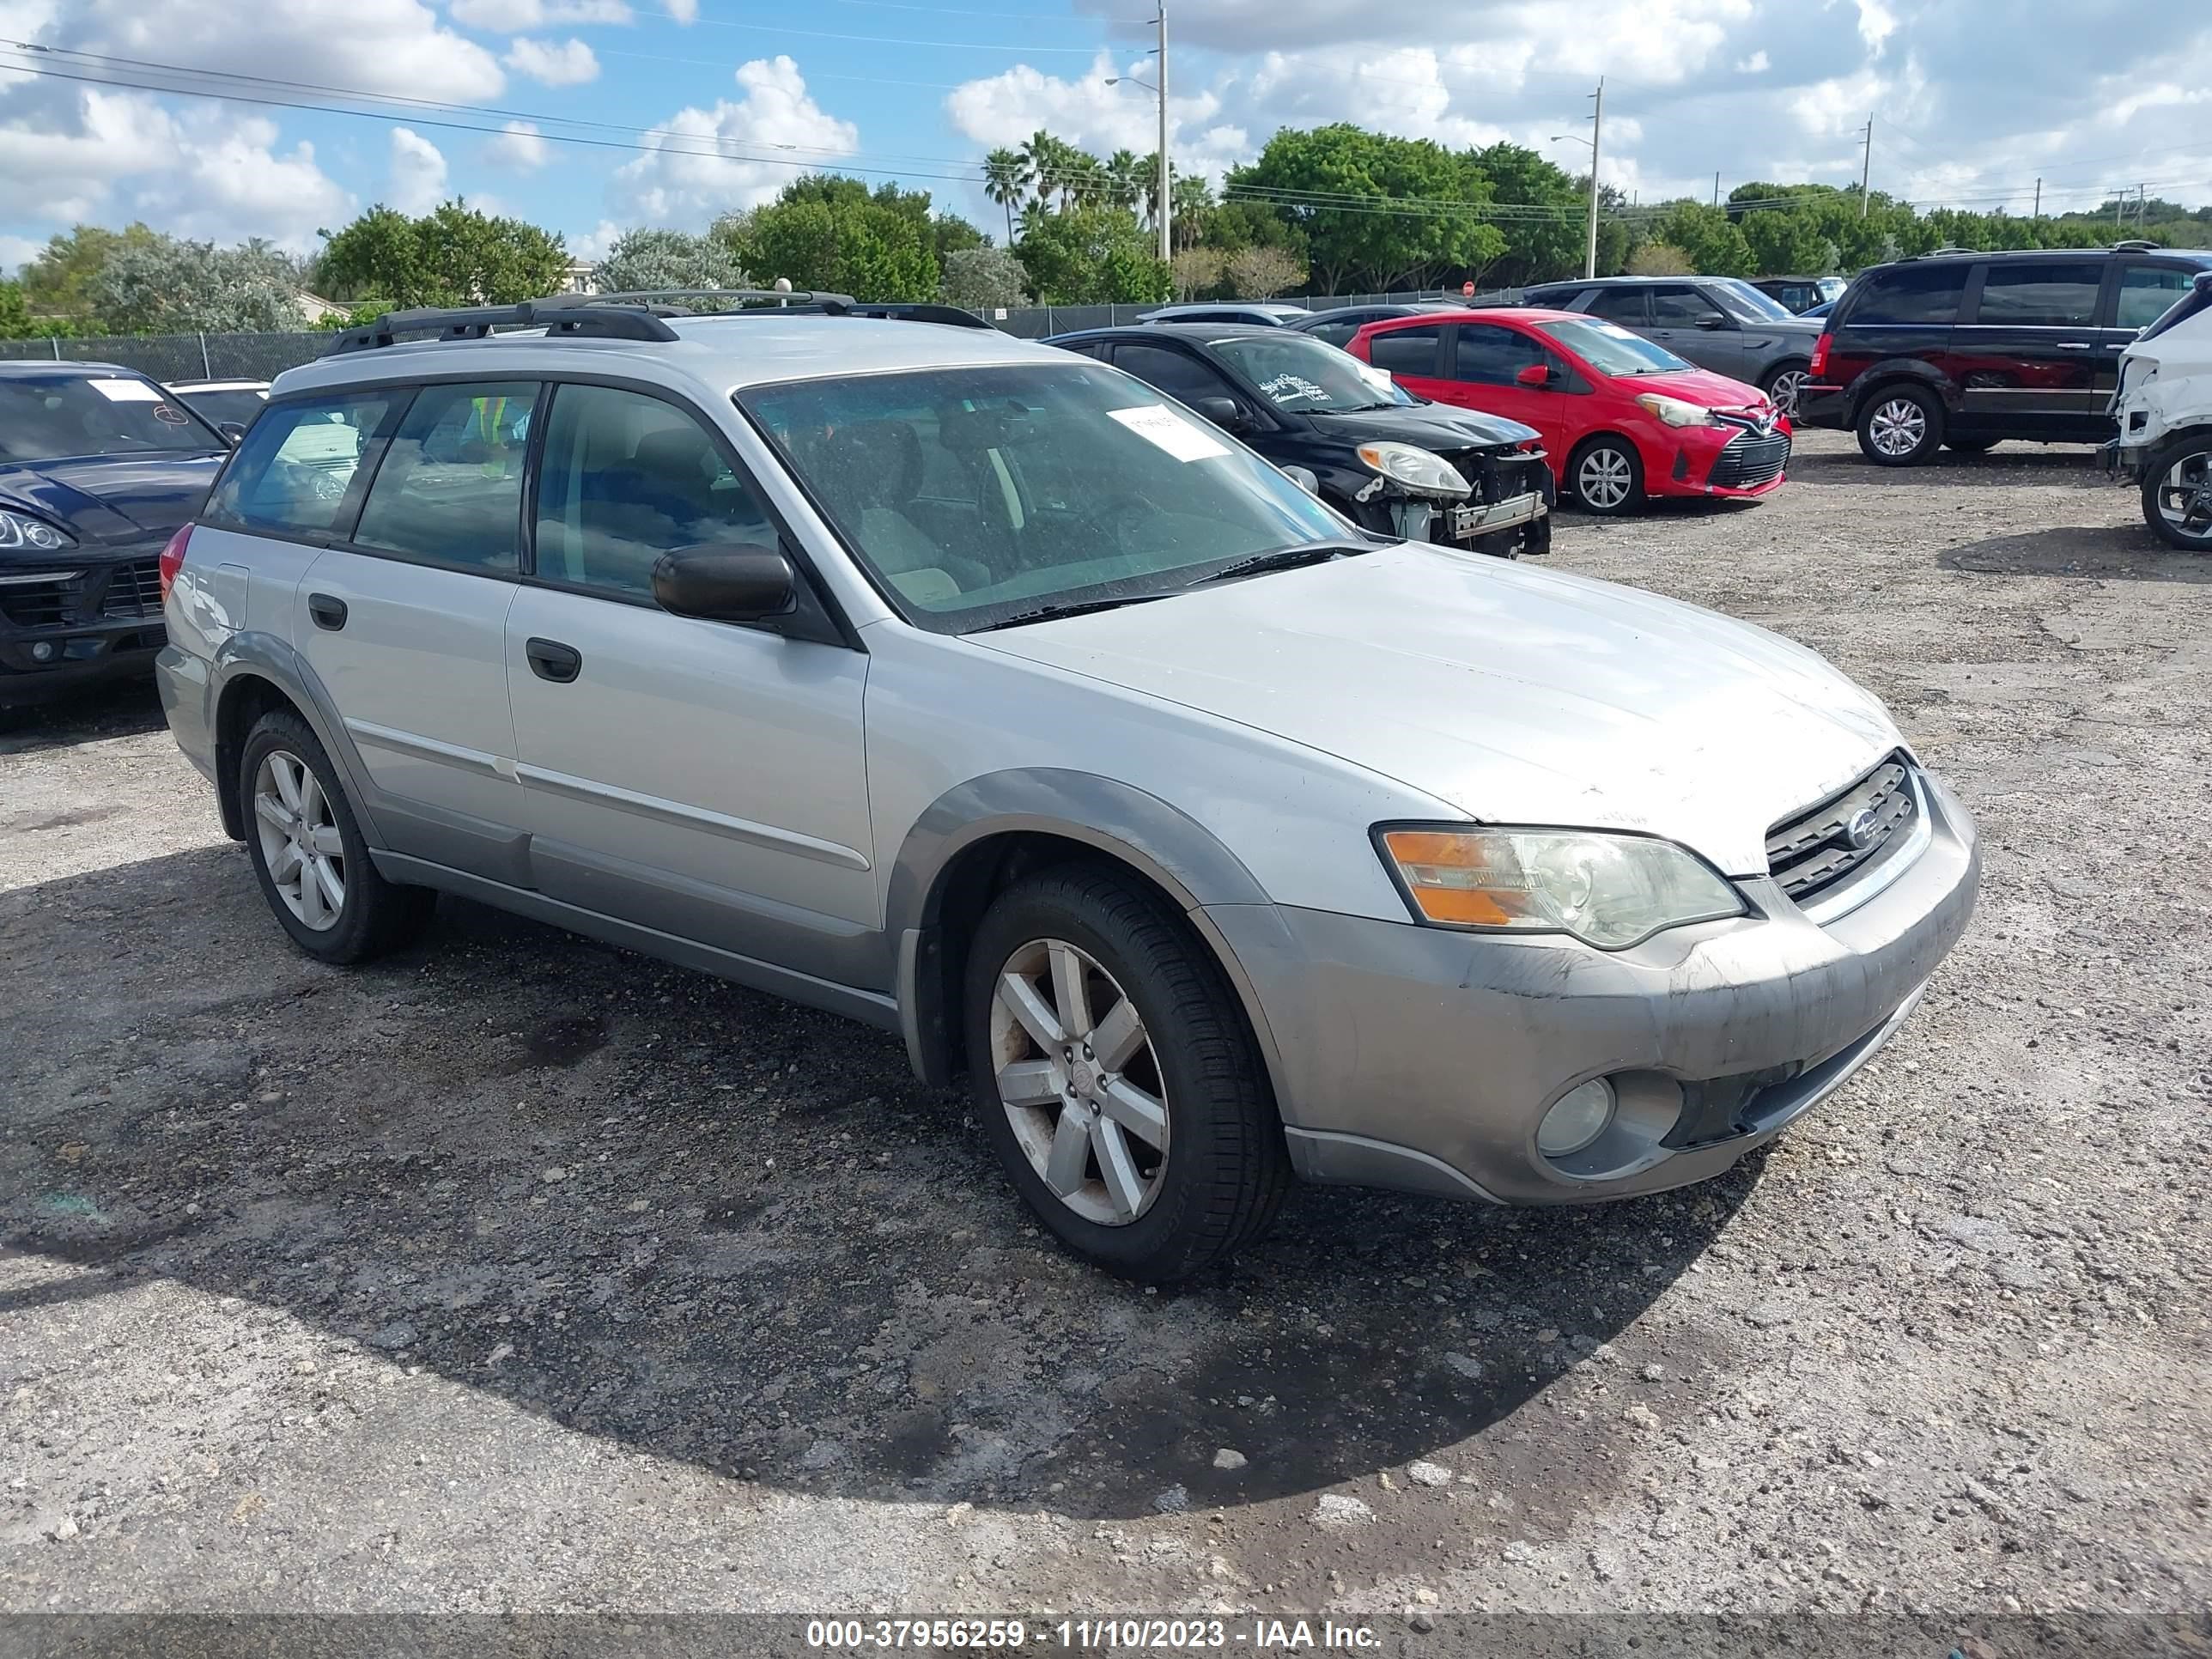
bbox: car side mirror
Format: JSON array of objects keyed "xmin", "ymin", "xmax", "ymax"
[
  {"xmin": 1514, "ymin": 362, "xmax": 1553, "ymax": 388},
  {"xmin": 653, "ymin": 539, "xmax": 797, "ymax": 624},
  {"xmin": 218, "ymin": 421, "xmax": 247, "ymax": 446},
  {"xmin": 1279, "ymin": 464, "xmax": 1321, "ymax": 495},
  {"xmin": 1192, "ymin": 395, "xmax": 1251, "ymax": 432},
  {"xmin": 1694, "ymin": 314, "xmax": 1729, "ymax": 331}
]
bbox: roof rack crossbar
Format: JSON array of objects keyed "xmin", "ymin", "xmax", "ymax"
[
  {"xmin": 328, "ymin": 299, "xmax": 678, "ymax": 354},
  {"xmin": 583, "ymin": 287, "xmax": 860, "ymax": 311}
]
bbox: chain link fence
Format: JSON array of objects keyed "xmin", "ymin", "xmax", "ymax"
[{"xmin": 0, "ymin": 290, "xmax": 1522, "ymax": 381}]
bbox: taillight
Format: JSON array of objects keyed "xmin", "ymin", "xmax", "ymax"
[
  {"xmin": 1808, "ymin": 331, "xmax": 1832, "ymax": 379},
  {"xmin": 158, "ymin": 522, "xmax": 194, "ymax": 601}
]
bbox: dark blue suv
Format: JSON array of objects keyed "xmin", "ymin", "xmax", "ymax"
[{"xmin": 0, "ymin": 362, "xmax": 230, "ymax": 705}]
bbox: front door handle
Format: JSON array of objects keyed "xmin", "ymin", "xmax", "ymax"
[
  {"xmin": 526, "ymin": 636, "xmax": 582, "ymax": 684},
  {"xmin": 2055, "ymin": 341, "xmax": 2094, "ymax": 351},
  {"xmin": 307, "ymin": 592, "xmax": 347, "ymax": 630}
]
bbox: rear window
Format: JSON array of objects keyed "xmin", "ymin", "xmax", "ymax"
[
  {"xmin": 204, "ymin": 392, "xmax": 398, "ymax": 538},
  {"xmin": 1848, "ymin": 264, "xmax": 1970, "ymax": 325}
]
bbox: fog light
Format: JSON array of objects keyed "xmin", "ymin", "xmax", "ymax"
[
  {"xmin": 29, "ymin": 641, "xmax": 55, "ymax": 662},
  {"xmin": 1537, "ymin": 1078, "xmax": 1617, "ymax": 1157}
]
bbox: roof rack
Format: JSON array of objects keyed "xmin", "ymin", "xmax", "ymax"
[
  {"xmin": 2112, "ymin": 239, "xmax": 2159, "ymax": 252},
  {"xmin": 586, "ymin": 287, "xmax": 858, "ymax": 313},
  {"xmin": 327, "ymin": 298, "xmax": 677, "ymax": 355},
  {"xmin": 590, "ymin": 289, "xmax": 994, "ymax": 330}
]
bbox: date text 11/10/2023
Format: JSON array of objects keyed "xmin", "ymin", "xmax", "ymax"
[{"xmin": 804, "ymin": 1617, "xmax": 1382, "ymax": 1650}]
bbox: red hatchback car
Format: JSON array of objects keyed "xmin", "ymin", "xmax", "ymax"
[{"xmin": 1347, "ymin": 307, "xmax": 1791, "ymax": 515}]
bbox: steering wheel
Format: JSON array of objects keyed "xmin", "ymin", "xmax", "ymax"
[{"xmin": 1090, "ymin": 494, "xmax": 1156, "ymax": 552}]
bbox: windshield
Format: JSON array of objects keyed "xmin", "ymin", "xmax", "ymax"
[
  {"xmin": 0, "ymin": 374, "xmax": 226, "ymax": 463},
  {"xmin": 740, "ymin": 362, "xmax": 1346, "ymax": 633},
  {"xmin": 1534, "ymin": 317, "xmax": 1692, "ymax": 377},
  {"xmin": 1711, "ymin": 280, "xmax": 1798, "ymax": 323},
  {"xmin": 177, "ymin": 387, "xmax": 270, "ymax": 428},
  {"xmin": 1209, "ymin": 334, "xmax": 1417, "ymax": 411}
]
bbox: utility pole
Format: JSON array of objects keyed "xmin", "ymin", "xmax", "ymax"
[
  {"xmin": 1155, "ymin": 4, "xmax": 1171, "ymax": 264},
  {"xmin": 1858, "ymin": 116, "xmax": 1873, "ymax": 218},
  {"xmin": 1583, "ymin": 76, "xmax": 1603, "ymax": 280},
  {"xmin": 2033, "ymin": 177, "xmax": 2040, "ymax": 218},
  {"xmin": 1713, "ymin": 171, "xmax": 1721, "ymax": 209}
]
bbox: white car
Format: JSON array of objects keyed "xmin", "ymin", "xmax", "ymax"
[{"xmin": 2107, "ymin": 270, "xmax": 2212, "ymax": 550}]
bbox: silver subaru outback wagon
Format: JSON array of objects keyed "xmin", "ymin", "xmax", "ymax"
[{"xmin": 155, "ymin": 293, "xmax": 1979, "ymax": 1281}]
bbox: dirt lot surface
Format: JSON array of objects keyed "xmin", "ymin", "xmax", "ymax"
[{"xmin": 3, "ymin": 431, "xmax": 2208, "ymax": 1648}]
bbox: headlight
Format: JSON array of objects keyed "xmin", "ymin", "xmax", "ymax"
[
  {"xmin": 1633, "ymin": 393, "xmax": 1722, "ymax": 428},
  {"xmin": 1355, "ymin": 441, "xmax": 1471, "ymax": 499},
  {"xmin": 0, "ymin": 508, "xmax": 74, "ymax": 551},
  {"xmin": 1376, "ymin": 825, "xmax": 1746, "ymax": 950}
]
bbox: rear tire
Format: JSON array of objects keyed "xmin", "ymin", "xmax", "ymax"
[
  {"xmin": 963, "ymin": 863, "xmax": 1290, "ymax": 1281},
  {"xmin": 2141, "ymin": 433, "xmax": 2212, "ymax": 552},
  {"xmin": 1759, "ymin": 361, "xmax": 1810, "ymax": 419},
  {"xmin": 1856, "ymin": 383, "xmax": 1944, "ymax": 465},
  {"xmin": 1566, "ymin": 435, "xmax": 1644, "ymax": 515},
  {"xmin": 238, "ymin": 709, "xmax": 436, "ymax": 964}
]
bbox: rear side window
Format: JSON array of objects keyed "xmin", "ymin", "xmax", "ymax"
[
  {"xmin": 1586, "ymin": 288, "xmax": 1650, "ymax": 325},
  {"xmin": 1304, "ymin": 318, "xmax": 1361, "ymax": 348},
  {"xmin": 1849, "ymin": 264, "xmax": 1969, "ymax": 325},
  {"xmin": 352, "ymin": 381, "xmax": 538, "ymax": 573},
  {"xmin": 1366, "ymin": 325, "xmax": 1442, "ymax": 375},
  {"xmin": 535, "ymin": 384, "xmax": 770, "ymax": 601},
  {"xmin": 204, "ymin": 392, "xmax": 397, "ymax": 538},
  {"xmin": 1972, "ymin": 261, "xmax": 2102, "ymax": 328}
]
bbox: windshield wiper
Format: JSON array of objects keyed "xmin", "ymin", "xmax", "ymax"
[
  {"xmin": 1184, "ymin": 540, "xmax": 1370, "ymax": 588},
  {"xmin": 969, "ymin": 592, "xmax": 1173, "ymax": 632}
]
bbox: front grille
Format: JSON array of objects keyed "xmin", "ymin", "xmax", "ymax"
[
  {"xmin": 1708, "ymin": 413, "xmax": 1791, "ymax": 489},
  {"xmin": 1765, "ymin": 754, "xmax": 1918, "ymax": 907},
  {"xmin": 0, "ymin": 578, "xmax": 71, "ymax": 628},
  {"xmin": 99, "ymin": 559, "xmax": 163, "ymax": 617}
]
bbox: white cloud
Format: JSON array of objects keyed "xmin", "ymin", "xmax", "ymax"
[
  {"xmin": 664, "ymin": 0, "xmax": 698, "ymax": 21},
  {"xmin": 1853, "ymin": 0, "xmax": 1899, "ymax": 57},
  {"xmin": 484, "ymin": 119, "xmax": 550, "ymax": 171},
  {"xmin": 568, "ymin": 219, "xmax": 621, "ymax": 260},
  {"xmin": 450, "ymin": 0, "xmax": 629, "ymax": 27},
  {"xmin": 611, "ymin": 56, "xmax": 858, "ymax": 222},
  {"xmin": 76, "ymin": 0, "xmax": 505, "ymax": 101},
  {"xmin": 505, "ymin": 37, "xmax": 599, "ymax": 87},
  {"xmin": 388, "ymin": 126, "xmax": 448, "ymax": 215},
  {"xmin": 945, "ymin": 51, "xmax": 1242, "ymax": 177},
  {"xmin": 1737, "ymin": 49, "xmax": 1771, "ymax": 73},
  {"xmin": 151, "ymin": 111, "xmax": 353, "ymax": 246},
  {"xmin": 0, "ymin": 232, "xmax": 46, "ymax": 275}
]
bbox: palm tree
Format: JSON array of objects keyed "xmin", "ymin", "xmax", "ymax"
[
  {"xmin": 981, "ymin": 147, "xmax": 1026, "ymax": 244},
  {"xmin": 1066, "ymin": 152, "xmax": 1109, "ymax": 211},
  {"xmin": 1018, "ymin": 130, "xmax": 1066, "ymax": 213},
  {"xmin": 1105, "ymin": 149, "xmax": 1143, "ymax": 214}
]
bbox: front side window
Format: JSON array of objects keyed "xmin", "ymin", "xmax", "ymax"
[
  {"xmin": 1711, "ymin": 279, "xmax": 1796, "ymax": 322},
  {"xmin": 535, "ymin": 384, "xmax": 770, "ymax": 600},
  {"xmin": 1851, "ymin": 264, "xmax": 1970, "ymax": 325},
  {"xmin": 0, "ymin": 373, "xmax": 225, "ymax": 463},
  {"xmin": 2117, "ymin": 265, "xmax": 2203, "ymax": 331},
  {"xmin": 1304, "ymin": 318, "xmax": 1362, "ymax": 348},
  {"xmin": 1366, "ymin": 325, "xmax": 1443, "ymax": 376},
  {"xmin": 1535, "ymin": 317, "xmax": 1692, "ymax": 377},
  {"xmin": 739, "ymin": 362, "xmax": 1344, "ymax": 631},
  {"xmin": 1111, "ymin": 344, "xmax": 1238, "ymax": 406},
  {"xmin": 1451, "ymin": 322, "xmax": 1546, "ymax": 386},
  {"xmin": 1649, "ymin": 285, "xmax": 1728, "ymax": 327},
  {"xmin": 352, "ymin": 381, "xmax": 538, "ymax": 573},
  {"xmin": 1209, "ymin": 334, "xmax": 1414, "ymax": 410},
  {"xmin": 1973, "ymin": 261, "xmax": 2102, "ymax": 329},
  {"xmin": 204, "ymin": 392, "xmax": 397, "ymax": 538}
]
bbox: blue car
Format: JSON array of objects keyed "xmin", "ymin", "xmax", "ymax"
[{"xmin": 0, "ymin": 361, "xmax": 230, "ymax": 705}]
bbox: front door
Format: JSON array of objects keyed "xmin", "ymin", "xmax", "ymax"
[
  {"xmin": 1644, "ymin": 283, "xmax": 1743, "ymax": 378},
  {"xmin": 291, "ymin": 379, "xmax": 538, "ymax": 867},
  {"xmin": 502, "ymin": 382, "xmax": 877, "ymax": 988},
  {"xmin": 1955, "ymin": 258, "xmax": 2108, "ymax": 439},
  {"xmin": 1443, "ymin": 319, "xmax": 1561, "ymax": 445}
]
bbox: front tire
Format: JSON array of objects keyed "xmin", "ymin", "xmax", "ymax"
[
  {"xmin": 1567, "ymin": 435, "xmax": 1644, "ymax": 515},
  {"xmin": 1856, "ymin": 383, "xmax": 1944, "ymax": 465},
  {"xmin": 963, "ymin": 863, "xmax": 1290, "ymax": 1281},
  {"xmin": 2142, "ymin": 433, "xmax": 2212, "ymax": 551},
  {"xmin": 238, "ymin": 709, "xmax": 435, "ymax": 963}
]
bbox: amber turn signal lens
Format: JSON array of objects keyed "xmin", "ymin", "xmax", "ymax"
[{"xmin": 1380, "ymin": 830, "xmax": 1532, "ymax": 927}]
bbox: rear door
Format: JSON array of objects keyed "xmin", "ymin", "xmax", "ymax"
[
  {"xmin": 290, "ymin": 379, "xmax": 537, "ymax": 871},
  {"xmin": 1644, "ymin": 283, "xmax": 1743, "ymax": 378},
  {"xmin": 1956, "ymin": 258, "xmax": 2108, "ymax": 439},
  {"xmin": 1360, "ymin": 321, "xmax": 1451, "ymax": 402}
]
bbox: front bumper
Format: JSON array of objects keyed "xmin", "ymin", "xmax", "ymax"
[
  {"xmin": 0, "ymin": 551, "xmax": 168, "ymax": 703},
  {"xmin": 1207, "ymin": 770, "xmax": 1979, "ymax": 1206}
]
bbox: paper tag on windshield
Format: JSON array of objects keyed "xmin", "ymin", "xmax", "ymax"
[
  {"xmin": 89, "ymin": 379, "xmax": 162, "ymax": 402},
  {"xmin": 1109, "ymin": 404, "xmax": 1228, "ymax": 463}
]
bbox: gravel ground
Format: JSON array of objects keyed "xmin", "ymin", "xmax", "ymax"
[{"xmin": 3, "ymin": 430, "xmax": 2208, "ymax": 1650}]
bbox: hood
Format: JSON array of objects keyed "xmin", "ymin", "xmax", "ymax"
[
  {"xmin": 976, "ymin": 544, "xmax": 1902, "ymax": 875},
  {"xmin": 1307, "ymin": 401, "xmax": 1539, "ymax": 451},
  {"xmin": 1620, "ymin": 365, "xmax": 1773, "ymax": 411},
  {"xmin": 0, "ymin": 453, "xmax": 225, "ymax": 549}
]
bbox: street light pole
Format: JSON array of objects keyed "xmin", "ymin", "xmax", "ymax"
[
  {"xmin": 1584, "ymin": 78, "xmax": 1604, "ymax": 280},
  {"xmin": 1157, "ymin": 5, "xmax": 1170, "ymax": 263}
]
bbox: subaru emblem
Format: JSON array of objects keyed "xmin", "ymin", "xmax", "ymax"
[{"xmin": 1845, "ymin": 807, "xmax": 1879, "ymax": 849}]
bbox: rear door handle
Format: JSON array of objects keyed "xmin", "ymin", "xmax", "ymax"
[
  {"xmin": 526, "ymin": 636, "xmax": 582, "ymax": 684},
  {"xmin": 307, "ymin": 592, "xmax": 347, "ymax": 630}
]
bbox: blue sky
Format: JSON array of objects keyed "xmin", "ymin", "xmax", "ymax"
[{"xmin": 3, "ymin": 1, "xmax": 2209, "ymax": 276}]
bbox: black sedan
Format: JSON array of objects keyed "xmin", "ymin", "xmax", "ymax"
[
  {"xmin": 1046, "ymin": 324, "xmax": 1552, "ymax": 559},
  {"xmin": 0, "ymin": 362, "xmax": 228, "ymax": 705}
]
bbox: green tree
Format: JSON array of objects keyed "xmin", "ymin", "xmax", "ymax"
[
  {"xmin": 316, "ymin": 200, "xmax": 566, "ymax": 308},
  {"xmin": 1626, "ymin": 241, "xmax": 1695, "ymax": 276},
  {"xmin": 1740, "ymin": 208, "xmax": 1837, "ymax": 275},
  {"xmin": 1642, "ymin": 202, "xmax": 1753, "ymax": 276},
  {"xmin": 939, "ymin": 246, "xmax": 1029, "ymax": 309},
  {"xmin": 89, "ymin": 235, "xmax": 305, "ymax": 332},
  {"xmin": 595, "ymin": 227, "xmax": 750, "ymax": 298},
  {"xmin": 732, "ymin": 179, "xmax": 939, "ymax": 301},
  {"xmin": 20, "ymin": 222, "xmax": 166, "ymax": 318},
  {"xmin": 0, "ymin": 279, "xmax": 40, "ymax": 338},
  {"xmin": 982, "ymin": 147, "xmax": 1028, "ymax": 244},
  {"xmin": 1014, "ymin": 206, "xmax": 1168, "ymax": 303},
  {"xmin": 1467, "ymin": 143, "xmax": 1586, "ymax": 286}
]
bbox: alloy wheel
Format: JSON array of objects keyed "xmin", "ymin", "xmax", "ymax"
[
  {"xmin": 1577, "ymin": 448, "xmax": 1633, "ymax": 510},
  {"xmin": 988, "ymin": 938, "xmax": 1170, "ymax": 1226},
  {"xmin": 252, "ymin": 750, "xmax": 346, "ymax": 931},
  {"xmin": 1869, "ymin": 397, "xmax": 1927, "ymax": 458},
  {"xmin": 1767, "ymin": 368, "xmax": 1808, "ymax": 418},
  {"xmin": 2154, "ymin": 449, "xmax": 2212, "ymax": 544}
]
